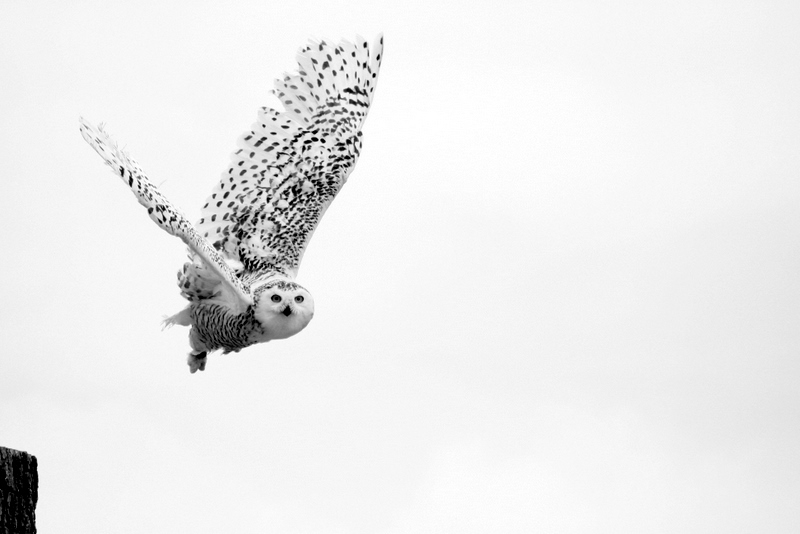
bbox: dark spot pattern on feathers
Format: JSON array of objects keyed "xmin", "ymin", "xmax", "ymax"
[
  {"xmin": 79, "ymin": 117, "xmax": 254, "ymax": 310},
  {"xmin": 195, "ymin": 35, "xmax": 383, "ymax": 280}
]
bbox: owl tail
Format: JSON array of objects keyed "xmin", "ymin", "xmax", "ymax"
[{"xmin": 79, "ymin": 117, "xmax": 253, "ymax": 305}]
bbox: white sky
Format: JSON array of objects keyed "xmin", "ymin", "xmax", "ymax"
[{"xmin": 2, "ymin": 0, "xmax": 799, "ymax": 532}]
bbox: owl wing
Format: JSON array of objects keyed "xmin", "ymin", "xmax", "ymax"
[
  {"xmin": 79, "ymin": 118, "xmax": 254, "ymax": 305},
  {"xmin": 196, "ymin": 35, "xmax": 384, "ymax": 281}
]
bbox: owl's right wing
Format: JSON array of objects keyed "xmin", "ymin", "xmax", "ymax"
[
  {"xmin": 196, "ymin": 35, "xmax": 383, "ymax": 281},
  {"xmin": 80, "ymin": 118, "xmax": 254, "ymax": 305}
]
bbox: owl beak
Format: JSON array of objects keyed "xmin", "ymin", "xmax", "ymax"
[{"xmin": 281, "ymin": 305, "xmax": 292, "ymax": 317}]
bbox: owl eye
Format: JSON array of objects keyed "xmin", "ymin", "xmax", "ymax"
[
  {"xmin": 294, "ymin": 295, "xmax": 304, "ymax": 303},
  {"xmin": 271, "ymin": 294, "xmax": 282, "ymax": 303}
]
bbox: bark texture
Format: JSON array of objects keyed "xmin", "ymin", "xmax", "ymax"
[{"xmin": 0, "ymin": 447, "xmax": 38, "ymax": 534}]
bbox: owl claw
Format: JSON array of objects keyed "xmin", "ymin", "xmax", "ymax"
[{"xmin": 188, "ymin": 352, "xmax": 207, "ymax": 373}]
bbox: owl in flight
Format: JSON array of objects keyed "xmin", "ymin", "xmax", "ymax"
[{"xmin": 80, "ymin": 35, "xmax": 383, "ymax": 373}]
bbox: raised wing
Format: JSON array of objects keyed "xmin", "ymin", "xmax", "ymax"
[
  {"xmin": 196, "ymin": 35, "xmax": 383, "ymax": 280},
  {"xmin": 79, "ymin": 118, "xmax": 254, "ymax": 305}
]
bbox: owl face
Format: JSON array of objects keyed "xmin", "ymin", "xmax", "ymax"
[{"xmin": 252, "ymin": 280, "xmax": 315, "ymax": 341}]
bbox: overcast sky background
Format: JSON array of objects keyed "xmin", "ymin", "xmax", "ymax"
[{"xmin": 2, "ymin": 0, "xmax": 799, "ymax": 532}]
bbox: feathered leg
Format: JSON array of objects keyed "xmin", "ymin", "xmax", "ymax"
[{"xmin": 188, "ymin": 328, "xmax": 208, "ymax": 373}]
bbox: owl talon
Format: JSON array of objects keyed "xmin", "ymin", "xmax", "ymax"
[{"xmin": 188, "ymin": 352, "xmax": 207, "ymax": 373}]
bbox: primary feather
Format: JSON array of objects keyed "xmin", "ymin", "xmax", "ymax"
[{"xmin": 80, "ymin": 34, "xmax": 383, "ymax": 372}]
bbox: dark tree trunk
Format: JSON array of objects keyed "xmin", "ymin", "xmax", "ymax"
[{"xmin": 0, "ymin": 447, "xmax": 38, "ymax": 534}]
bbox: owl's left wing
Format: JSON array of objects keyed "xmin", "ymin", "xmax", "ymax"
[{"xmin": 196, "ymin": 35, "xmax": 383, "ymax": 280}]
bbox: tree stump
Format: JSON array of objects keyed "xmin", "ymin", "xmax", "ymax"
[{"xmin": 0, "ymin": 447, "xmax": 38, "ymax": 534}]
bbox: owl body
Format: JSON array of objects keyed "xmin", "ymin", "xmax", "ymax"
[
  {"xmin": 81, "ymin": 35, "xmax": 383, "ymax": 372},
  {"xmin": 171, "ymin": 277, "xmax": 314, "ymax": 372}
]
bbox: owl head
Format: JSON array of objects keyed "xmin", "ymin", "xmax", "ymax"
[{"xmin": 252, "ymin": 278, "xmax": 315, "ymax": 341}]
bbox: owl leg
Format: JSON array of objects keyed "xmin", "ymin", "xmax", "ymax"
[
  {"xmin": 187, "ymin": 328, "xmax": 208, "ymax": 374},
  {"xmin": 187, "ymin": 352, "xmax": 207, "ymax": 373}
]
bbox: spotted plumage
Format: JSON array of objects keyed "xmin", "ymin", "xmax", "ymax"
[{"xmin": 80, "ymin": 35, "xmax": 383, "ymax": 373}]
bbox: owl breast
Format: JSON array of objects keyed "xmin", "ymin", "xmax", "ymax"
[{"xmin": 190, "ymin": 302, "xmax": 260, "ymax": 354}]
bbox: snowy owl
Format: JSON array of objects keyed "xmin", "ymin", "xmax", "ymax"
[{"xmin": 80, "ymin": 35, "xmax": 383, "ymax": 373}]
